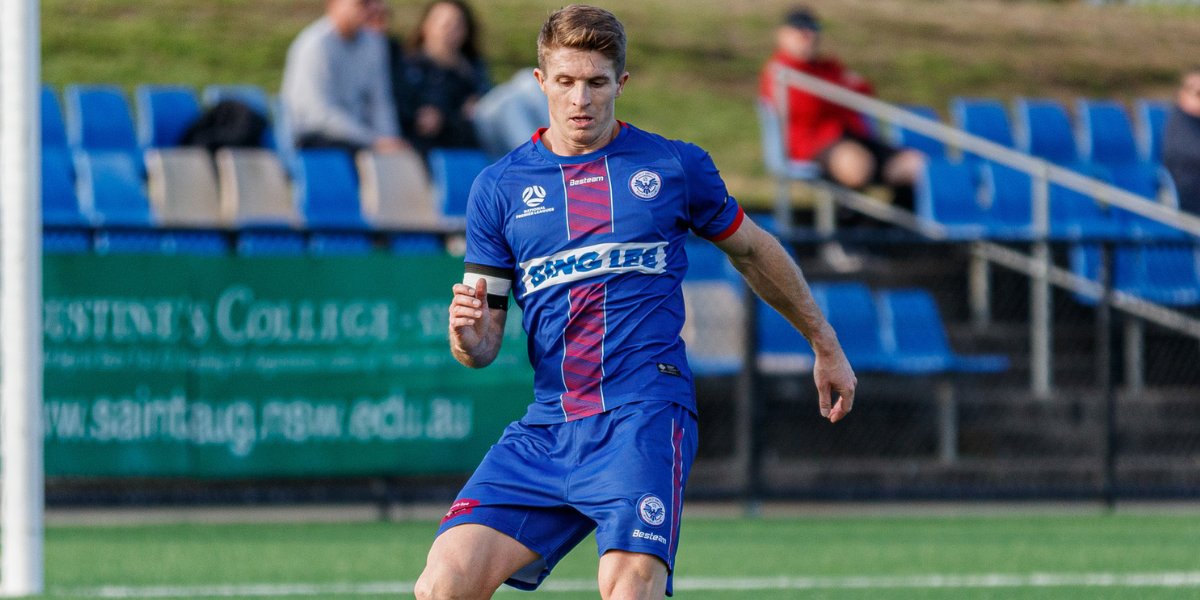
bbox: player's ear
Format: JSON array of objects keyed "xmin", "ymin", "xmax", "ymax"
[
  {"xmin": 534, "ymin": 68, "xmax": 548, "ymax": 91},
  {"xmin": 614, "ymin": 71, "xmax": 630, "ymax": 98}
]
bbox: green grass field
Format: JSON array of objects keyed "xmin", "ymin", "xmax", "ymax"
[{"xmin": 38, "ymin": 512, "xmax": 1200, "ymax": 599}]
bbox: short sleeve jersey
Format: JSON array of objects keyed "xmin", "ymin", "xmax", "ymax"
[{"xmin": 464, "ymin": 123, "xmax": 744, "ymax": 424}]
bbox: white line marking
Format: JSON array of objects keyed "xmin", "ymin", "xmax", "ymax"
[{"xmin": 58, "ymin": 571, "xmax": 1200, "ymax": 598}]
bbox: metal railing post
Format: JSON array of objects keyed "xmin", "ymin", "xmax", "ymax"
[
  {"xmin": 772, "ymin": 68, "xmax": 794, "ymax": 237},
  {"xmin": 1031, "ymin": 165, "xmax": 1053, "ymax": 398},
  {"xmin": 968, "ymin": 242, "xmax": 992, "ymax": 330},
  {"xmin": 1123, "ymin": 319, "xmax": 1144, "ymax": 393}
]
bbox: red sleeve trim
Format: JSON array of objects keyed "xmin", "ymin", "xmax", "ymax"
[{"xmin": 705, "ymin": 204, "xmax": 745, "ymax": 242}]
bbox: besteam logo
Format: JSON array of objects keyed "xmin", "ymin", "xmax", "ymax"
[
  {"xmin": 632, "ymin": 529, "xmax": 668, "ymax": 544},
  {"xmin": 519, "ymin": 242, "xmax": 668, "ymax": 294}
]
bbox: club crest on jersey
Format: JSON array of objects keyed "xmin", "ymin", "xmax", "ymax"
[
  {"xmin": 522, "ymin": 185, "xmax": 547, "ymax": 207},
  {"xmin": 637, "ymin": 494, "xmax": 667, "ymax": 527},
  {"xmin": 629, "ymin": 170, "xmax": 662, "ymax": 200}
]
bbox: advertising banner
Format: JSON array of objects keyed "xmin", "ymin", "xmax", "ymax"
[{"xmin": 42, "ymin": 254, "xmax": 532, "ymax": 478}]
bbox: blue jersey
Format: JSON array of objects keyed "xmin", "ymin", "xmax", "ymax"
[{"xmin": 464, "ymin": 123, "xmax": 744, "ymax": 424}]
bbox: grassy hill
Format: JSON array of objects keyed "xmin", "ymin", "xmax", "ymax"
[{"xmin": 42, "ymin": 0, "xmax": 1200, "ymax": 205}]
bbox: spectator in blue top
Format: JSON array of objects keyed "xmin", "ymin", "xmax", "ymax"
[
  {"xmin": 398, "ymin": 0, "xmax": 492, "ymax": 156},
  {"xmin": 1163, "ymin": 67, "xmax": 1200, "ymax": 215}
]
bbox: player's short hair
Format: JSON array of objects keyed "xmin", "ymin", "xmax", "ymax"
[{"xmin": 537, "ymin": 4, "xmax": 627, "ymax": 76}]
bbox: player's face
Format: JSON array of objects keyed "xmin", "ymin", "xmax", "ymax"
[{"xmin": 535, "ymin": 47, "xmax": 630, "ymax": 156}]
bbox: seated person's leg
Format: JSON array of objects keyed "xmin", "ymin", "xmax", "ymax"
[
  {"xmin": 822, "ymin": 139, "xmax": 875, "ymax": 189},
  {"xmin": 883, "ymin": 148, "xmax": 925, "ymax": 188}
]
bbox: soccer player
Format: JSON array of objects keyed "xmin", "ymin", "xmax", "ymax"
[{"xmin": 416, "ymin": 5, "xmax": 856, "ymax": 600}]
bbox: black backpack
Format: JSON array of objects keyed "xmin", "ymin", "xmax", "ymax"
[{"xmin": 181, "ymin": 99, "xmax": 269, "ymax": 152}]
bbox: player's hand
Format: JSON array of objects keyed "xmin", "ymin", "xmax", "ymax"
[
  {"xmin": 813, "ymin": 348, "xmax": 856, "ymax": 423},
  {"xmin": 449, "ymin": 278, "xmax": 491, "ymax": 351}
]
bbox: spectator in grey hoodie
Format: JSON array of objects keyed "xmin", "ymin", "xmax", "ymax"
[
  {"xmin": 282, "ymin": 0, "xmax": 406, "ymax": 153},
  {"xmin": 1163, "ymin": 66, "xmax": 1200, "ymax": 214}
]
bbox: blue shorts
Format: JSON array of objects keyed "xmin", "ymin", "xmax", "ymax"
[{"xmin": 436, "ymin": 400, "xmax": 698, "ymax": 596}]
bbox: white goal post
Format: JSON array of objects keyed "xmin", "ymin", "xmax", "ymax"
[{"xmin": 1, "ymin": 0, "xmax": 46, "ymax": 595}]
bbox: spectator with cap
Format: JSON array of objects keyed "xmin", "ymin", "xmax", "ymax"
[
  {"xmin": 281, "ymin": 0, "xmax": 406, "ymax": 153},
  {"xmin": 759, "ymin": 5, "xmax": 922, "ymax": 211},
  {"xmin": 1163, "ymin": 66, "xmax": 1200, "ymax": 215}
]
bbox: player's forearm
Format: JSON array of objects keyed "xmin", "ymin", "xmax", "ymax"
[{"xmin": 727, "ymin": 231, "xmax": 841, "ymax": 355}]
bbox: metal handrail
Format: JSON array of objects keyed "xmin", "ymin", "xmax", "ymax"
[{"xmin": 774, "ymin": 66, "xmax": 1200, "ymax": 238}]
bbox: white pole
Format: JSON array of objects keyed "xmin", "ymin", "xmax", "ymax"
[{"xmin": 1, "ymin": 0, "xmax": 46, "ymax": 595}]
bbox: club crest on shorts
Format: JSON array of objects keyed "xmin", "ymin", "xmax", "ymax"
[
  {"xmin": 636, "ymin": 493, "xmax": 667, "ymax": 527},
  {"xmin": 629, "ymin": 170, "xmax": 661, "ymax": 200}
]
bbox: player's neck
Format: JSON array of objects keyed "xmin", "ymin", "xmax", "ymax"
[{"xmin": 542, "ymin": 121, "xmax": 621, "ymax": 157}]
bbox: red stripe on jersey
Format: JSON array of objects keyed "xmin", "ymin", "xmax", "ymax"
[
  {"xmin": 562, "ymin": 157, "xmax": 614, "ymax": 240},
  {"xmin": 705, "ymin": 204, "xmax": 745, "ymax": 242},
  {"xmin": 561, "ymin": 283, "xmax": 606, "ymax": 420}
]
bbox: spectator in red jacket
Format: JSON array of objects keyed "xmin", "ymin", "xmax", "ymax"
[{"xmin": 760, "ymin": 6, "xmax": 922, "ymax": 208}]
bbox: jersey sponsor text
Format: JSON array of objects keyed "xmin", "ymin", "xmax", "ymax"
[{"xmin": 520, "ymin": 242, "xmax": 668, "ymax": 294}]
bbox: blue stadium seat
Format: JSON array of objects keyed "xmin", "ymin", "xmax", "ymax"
[
  {"xmin": 981, "ymin": 161, "xmax": 1122, "ymax": 240},
  {"xmin": 42, "ymin": 147, "xmax": 86, "ymax": 227},
  {"xmin": 64, "ymin": 84, "xmax": 139, "ymax": 155},
  {"xmin": 1049, "ymin": 179, "xmax": 1123, "ymax": 240},
  {"xmin": 1135, "ymin": 99, "xmax": 1169, "ymax": 164},
  {"xmin": 685, "ymin": 236, "xmax": 739, "ymax": 282},
  {"xmin": 1106, "ymin": 163, "xmax": 1185, "ymax": 240},
  {"xmin": 292, "ymin": 149, "xmax": 366, "ymax": 229},
  {"xmin": 43, "ymin": 229, "xmax": 91, "ymax": 254},
  {"xmin": 875, "ymin": 288, "xmax": 1009, "ymax": 374},
  {"xmin": 136, "ymin": 84, "xmax": 201, "ymax": 148},
  {"xmin": 1139, "ymin": 244, "xmax": 1200, "ymax": 305},
  {"xmin": 684, "ymin": 237, "xmax": 747, "ymax": 376},
  {"xmin": 811, "ymin": 282, "xmax": 895, "ymax": 371},
  {"xmin": 1070, "ymin": 244, "xmax": 1200, "ymax": 307},
  {"xmin": 950, "ymin": 97, "xmax": 1014, "ymax": 162},
  {"xmin": 236, "ymin": 229, "xmax": 307, "ymax": 256},
  {"xmin": 428, "ymin": 148, "xmax": 491, "ymax": 219},
  {"xmin": 93, "ymin": 230, "xmax": 168, "ymax": 254},
  {"xmin": 42, "ymin": 85, "xmax": 68, "ymax": 149},
  {"xmin": 754, "ymin": 297, "xmax": 814, "ymax": 375},
  {"xmin": 163, "ymin": 230, "xmax": 231, "ymax": 255},
  {"xmin": 979, "ymin": 162, "xmax": 1034, "ymax": 239},
  {"xmin": 1078, "ymin": 99, "xmax": 1140, "ymax": 166},
  {"xmin": 293, "ymin": 149, "xmax": 372, "ymax": 255},
  {"xmin": 1015, "ymin": 98, "xmax": 1079, "ymax": 165},
  {"xmin": 389, "ymin": 233, "xmax": 445, "ymax": 254},
  {"xmin": 73, "ymin": 151, "xmax": 154, "ymax": 227},
  {"xmin": 43, "ymin": 145, "xmax": 90, "ymax": 253},
  {"xmin": 915, "ymin": 158, "xmax": 990, "ymax": 238},
  {"xmin": 892, "ymin": 104, "xmax": 947, "ymax": 159}
]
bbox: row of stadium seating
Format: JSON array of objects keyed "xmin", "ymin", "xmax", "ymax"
[
  {"xmin": 891, "ymin": 97, "xmax": 1166, "ymax": 166},
  {"xmin": 42, "ymin": 144, "xmax": 489, "ymax": 255},
  {"xmin": 681, "ymin": 240, "xmax": 1009, "ymax": 377},
  {"xmin": 43, "ymin": 83, "xmax": 282, "ymax": 157},
  {"xmin": 896, "ymin": 97, "xmax": 1184, "ymax": 241},
  {"xmin": 42, "ymin": 82, "xmax": 495, "ymax": 255}
]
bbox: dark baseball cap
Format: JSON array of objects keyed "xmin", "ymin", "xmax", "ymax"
[{"xmin": 783, "ymin": 7, "xmax": 821, "ymax": 32}]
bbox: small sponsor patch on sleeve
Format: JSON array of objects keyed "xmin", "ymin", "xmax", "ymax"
[{"xmin": 657, "ymin": 363, "xmax": 682, "ymax": 377}]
